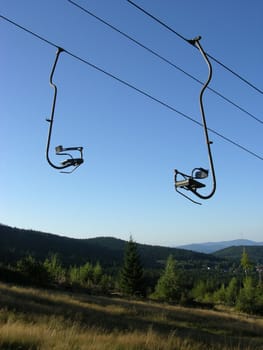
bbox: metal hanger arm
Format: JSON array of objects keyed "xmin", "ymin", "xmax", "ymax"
[
  {"xmin": 45, "ymin": 48, "xmax": 84, "ymax": 172},
  {"xmin": 193, "ymin": 37, "xmax": 216, "ymax": 200},
  {"xmin": 174, "ymin": 37, "xmax": 216, "ymax": 204},
  {"xmin": 46, "ymin": 47, "xmax": 68, "ymax": 170}
]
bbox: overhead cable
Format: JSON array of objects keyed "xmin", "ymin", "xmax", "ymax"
[
  {"xmin": 1, "ymin": 14, "xmax": 262, "ymax": 161},
  {"xmin": 67, "ymin": 0, "xmax": 262, "ymax": 125},
  {"xmin": 127, "ymin": 0, "xmax": 263, "ymax": 96}
]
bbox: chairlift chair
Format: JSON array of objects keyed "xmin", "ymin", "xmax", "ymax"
[
  {"xmin": 174, "ymin": 37, "xmax": 216, "ymax": 204},
  {"xmin": 55, "ymin": 145, "xmax": 84, "ymax": 173}
]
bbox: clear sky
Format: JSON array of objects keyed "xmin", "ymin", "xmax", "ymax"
[{"xmin": 1, "ymin": 0, "xmax": 262, "ymax": 246}]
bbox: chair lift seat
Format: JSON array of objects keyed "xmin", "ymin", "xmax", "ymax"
[
  {"xmin": 61, "ymin": 158, "xmax": 84, "ymax": 167},
  {"xmin": 175, "ymin": 178, "xmax": 206, "ymax": 190}
]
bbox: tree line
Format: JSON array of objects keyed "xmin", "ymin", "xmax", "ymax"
[{"xmin": 0, "ymin": 237, "xmax": 262, "ymax": 315}]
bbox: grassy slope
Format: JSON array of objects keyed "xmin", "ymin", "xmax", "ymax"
[{"xmin": 0, "ymin": 282, "xmax": 263, "ymax": 350}]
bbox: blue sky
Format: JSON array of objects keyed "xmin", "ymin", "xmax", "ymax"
[{"xmin": 1, "ymin": 0, "xmax": 262, "ymax": 246}]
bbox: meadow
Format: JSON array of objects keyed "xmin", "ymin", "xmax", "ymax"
[{"xmin": 0, "ymin": 282, "xmax": 263, "ymax": 350}]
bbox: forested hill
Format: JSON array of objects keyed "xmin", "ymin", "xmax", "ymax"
[
  {"xmin": 0, "ymin": 224, "xmax": 221, "ymax": 268},
  {"xmin": 213, "ymin": 245, "xmax": 263, "ymax": 264}
]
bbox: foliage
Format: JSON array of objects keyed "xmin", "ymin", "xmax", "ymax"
[
  {"xmin": 43, "ymin": 254, "xmax": 66, "ymax": 284},
  {"xmin": 213, "ymin": 284, "xmax": 226, "ymax": 304},
  {"xmin": 236, "ymin": 277, "xmax": 263, "ymax": 315},
  {"xmin": 212, "ymin": 277, "xmax": 239, "ymax": 306},
  {"xmin": 93, "ymin": 261, "xmax": 103, "ymax": 285},
  {"xmin": 68, "ymin": 265, "xmax": 81, "ymax": 285},
  {"xmin": 151, "ymin": 255, "xmax": 182, "ymax": 302},
  {"xmin": 16, "ymin": 255, "xmax": 49, "ymax": 285},
  {"xmin": 68, "ymin": 261, "xmax": 111, "ymax": 292},
  {"xmin": 119, "ymin": 237, "xmax": 143, "ymax": 296},
  {"xmin": 191, "ymin": 280, "xmax": 207, "ymax": 301},
  {"xmin": 236, "ymin": 277, "xmax": 255, "ymax": 313},
  {"xmin": 240, "ymin": 248, "xmax": 253, "ymax": 277},
  {"xmin": 79, "ymin": 262, "xmax": 93, "ymax": 285},
  {"xmin": 225, "ymin": 277, "xmax": 239, "ymax": 306},
  {"xmin": 2, "ymin": 223, "xmax": 263, "ymax": 316},
  {"xmin": 191, "ymin": 278, "xmax": 217, "ymax": 303}
]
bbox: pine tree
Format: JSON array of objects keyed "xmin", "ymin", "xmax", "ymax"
[
  {"xmin": 44, "ymin": 254, "xmax": 65, "ymax": 284},
  {"xmin": 152, "ymin": 255, "xmax": 181, "ymax": 302},
  {"xmin": 69, "ymin": 265, "xmax": 81, "ymax": 285},
  {"xmin": 119, "ymin": 236, "xmax": 143, "ymax": 296},
  {"xmin": 191, "ymin": 280, "xmax": 208, "ymax": 302},
  {"xmin": 240, "ymin": 248, "xmax": 252, "ymax": 278},
  {"xmin": 79, "ymin": 262, "xmax": 93, "ymax": 286},
  {"xmin": 225, "ymin": 277, "xmax": 239, "ymax": 306},
  {"xmin": 236, "ymin": 276, "xmax": 256, "ymax": 314},
  {"xmin": 213, "ymin": 283, "xmax": 226, "ymax": 304},
  {"xmin": 93, "ymin": 261, "xmax": 103, "ymax": 285}
]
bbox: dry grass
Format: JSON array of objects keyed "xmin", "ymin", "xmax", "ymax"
[{"xmin": 0, "ymin": 282, "xmax": 262, "ymax": 350}]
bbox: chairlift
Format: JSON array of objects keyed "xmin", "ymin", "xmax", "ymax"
[
  {"xmin": 174, "ymin": 168, "xmax": 207, "ymax": 205},
  {"xmin": 55, "ymin": 145, "xmax": 84, "ymax": 173},
  {"xmin": 46, "ymin": 47, "xmax": 84, "ymax": 173},
  {"xmin": 174, "ymin": 37, "xmax": 216, "ymax": 204}
]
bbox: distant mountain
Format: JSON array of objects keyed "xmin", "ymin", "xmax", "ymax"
[
  {"xmin": 214, "ymin": 246, "xmax": 263, "ymax": 264},
  {"xmin": 0, "ymin": 224, "xmax": 222, "ymax": 269},
  {"xmin": 177, "ymin": 239, "xmax": 263, "ymax": 254}
]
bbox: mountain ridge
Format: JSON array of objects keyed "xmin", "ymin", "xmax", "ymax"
[
  {"xmin": 178, "ymin": 239, "xmax": 263, "ymax": 254},
  {"xmin": 0, "ymin": 223, "xmax": 221, "ymax": 269}
]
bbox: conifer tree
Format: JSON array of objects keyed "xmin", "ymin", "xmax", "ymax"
[
  {"xmin": 119, "ymin": 236, "xmax": 143, "ymax": 296},
  {"xmin": 44, "ymin": 254, "xmax": 65, "ymax": 283},
  {"xmin": 79, "ymin": 261, "xmax": 93, "ymax": 286},
  {"xmin": 93, "ymin": 261, "xmax": 103, "ymax": 285},
  {"xmin": 225, "ymin": 277, "xmax": 239, "ymax": 306},
  {"xmin": 241, "ymin": 248, "xmax": 252, "ymax": 278},
  {"xmin": 236, "ymin": 276, "xmax": 256, "ymax": 313},
  {"xmin": 152, "ymin": 254, "xmax": 181, "ymax": 302}
]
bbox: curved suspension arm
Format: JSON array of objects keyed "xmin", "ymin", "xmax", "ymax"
[
  {"xmin": 189, "ymin": 36, "xmax": 217, "ymax": 200},
  {"xmin": 46, "ymin": 47, "xmax": 83, "ymax": 171},
  {"xmin": 46, "ymin": 47, "xmax": 66, "ymax": 169}
]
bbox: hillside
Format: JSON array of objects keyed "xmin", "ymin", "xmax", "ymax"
[
  {"xmin": 178, "ymin": 239, "xmax": 263, "ymax": 254},
  {"xmin": 213, "ymin": 245, "xmax": 263, "ymax": 264},
  {"xmin": 0, "ymin": 224, "xmax": 221, "ymax": 269},
  {"xmin": 1, "ymin": 282, "xmax": 263, "ymax": 350}
]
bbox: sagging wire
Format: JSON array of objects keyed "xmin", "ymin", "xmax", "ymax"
[
  {"xmin": 1, "ymin": 14, "xmax": 262, "ymax": 161},
  {"xmin": 174, "ymin": 37, "xmax": 216, "ymax": 205},
  {"xmin": 67, "ymin": 0, "xmax": 263, "ymax": 126},
  {"xmin": 46, "ymin": 47, "xmax": 84, "ymax": 173},
  {"xmin": 126, "ymin": 0, "xmax": 263, "ymax": 96}
]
